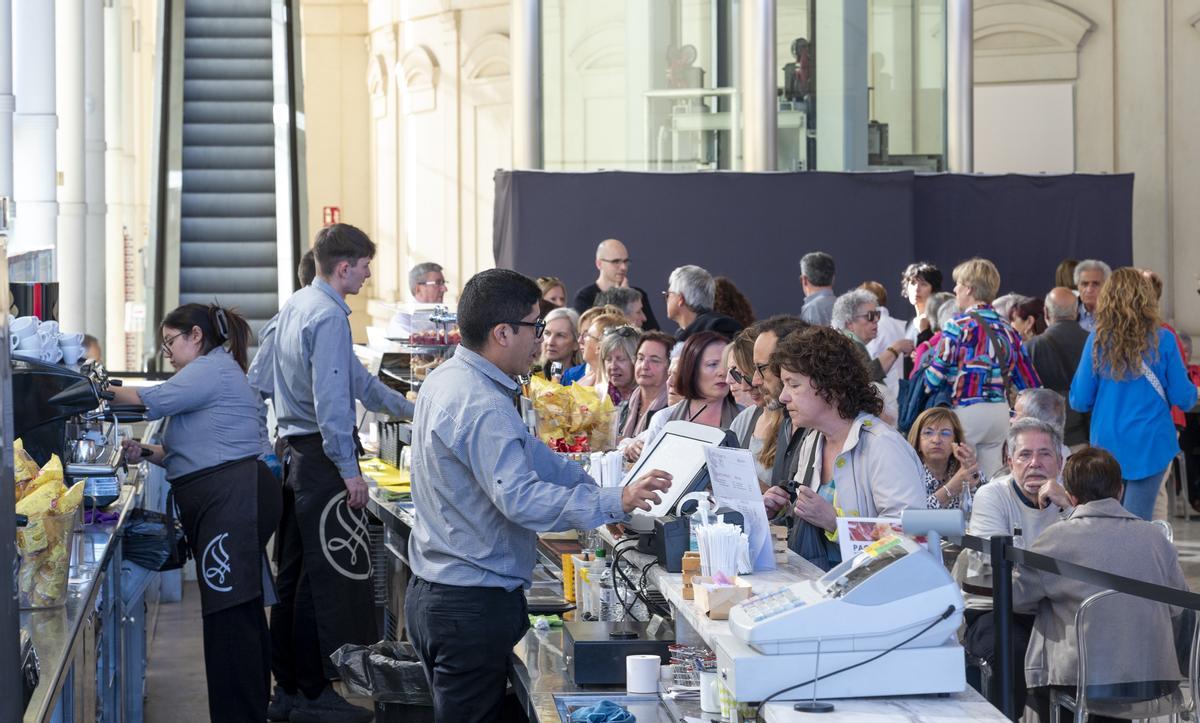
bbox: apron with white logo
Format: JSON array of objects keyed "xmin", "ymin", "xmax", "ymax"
[
  {"xmin": 171, "ymin": 456, "xmax": 270, "ymax": 615},
  {"xmin": 285, "ymin": 434, "xmax": 377, "ymax": 673}
]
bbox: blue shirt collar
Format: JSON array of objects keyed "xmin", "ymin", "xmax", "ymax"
[
  {"xmin": 455, "ymin": 345, "xmax": 519, "ymax": 391},
  {"xmin": 806, "ymin": 287, "xmax": 834, "ymax": 301},
  {"xmin": 313, "ymin": 278, "xmax": 352, "ymax": 316}
]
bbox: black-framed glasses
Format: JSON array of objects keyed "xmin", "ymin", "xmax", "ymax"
[
  {"xmin": 161, "ymin": 330, "xmax": 187, "ymax": 356},
  {"xmin": 729, "ymin": 367, "xmax": 753, "ymax": 386},
  {"xmin": 752, "ymin": 362, "xmax": 770, "ymax": 379},
  {"xmin": 854, "ymin": 310, "xmax": 882, "ymax": 323},
  {"xmin": 599, "ymin": 257, "xmax": 631, "ymax": 266},
  {"xmin": 501, "ymin": 318, "xmax": 546, "ymax": 339},
  {"xmin": 604, "ymin": 325, "xmax": 639, "ymax": 338},
  {"xmin": 661, "ymin": 290, "xmax": 675, "ymax": 299}
]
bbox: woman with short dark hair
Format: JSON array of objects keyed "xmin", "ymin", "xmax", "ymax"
[
  {"xmin": 621, "ymin": 331, "xmax": 741, "ymax": 462},
  {"xmin": 902, "ymin": 262, "xmax": 943, "ymax": 344}
]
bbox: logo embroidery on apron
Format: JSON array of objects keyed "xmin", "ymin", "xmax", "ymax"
[
  {"xmin": 202, "ymin": 532, "xmax": 234, "ymax": 593},
  {"xmin": 318, "ymin": 491, "xmax": 372, "ymax": 580}
]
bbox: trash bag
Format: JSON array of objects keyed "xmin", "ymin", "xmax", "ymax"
[
  {"xmin": 331, "ymin": 641, "xmax": 433, "ymax": 706},
  {"xmin": 122, "ymin": 508, "xmax": 189, "ymax": 572}
]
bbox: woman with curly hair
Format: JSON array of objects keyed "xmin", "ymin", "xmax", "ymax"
[
  {"xmin": 761, "ymin": 326, "xmax": 927, "ymax": 568},
  {"xmin": 714, "ymin": 277, "xmax": 756, "ymax": 330},
  {"xmin": 1070, "ymin": 267, "xmax": 1197, "ymax": 520}
]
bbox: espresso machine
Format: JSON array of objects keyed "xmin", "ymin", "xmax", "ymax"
[{"xmin": 11, "ymin": 358, "xmax": 141, "ymax": 508}]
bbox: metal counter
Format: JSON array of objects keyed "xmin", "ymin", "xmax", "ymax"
[{"xmin": 20, "ymin": 473, "xmax": 147, "ymax": 723}]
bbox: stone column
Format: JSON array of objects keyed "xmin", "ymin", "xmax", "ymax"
[
  {"xmin": 85, "ymin": 0, "xmax": 106, "ymax": 339},
  {"xmin": 56, "ymin": 0, "xmax": 86, "ymax": 330},
  {"xmin": 12, "ymin": 0, "xmax": 57, "ymax": 258}
]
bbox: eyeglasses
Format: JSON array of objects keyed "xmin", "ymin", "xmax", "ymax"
[
  {"xmin": 919, "ymin": 428, "xmax": 955, "ymax": 440},
  {"xmin": 661, "ymin": 290, "xmax": 675, "ymax": 299},
  {"xmin": 502, "ymin": 318, "xmax": 546, "ymax": 339},
  {"xmin": 161, "ymin": 330, "xmax": 188, "ymax": 356},
  {"xmin": 600, "ymin": 257, "xmax": 631, "ymax": 266},
  {"xmin": 729, "ymin": 368, "xmax": 753, "ymax": 386},
  {"xmin": 415, "ymin": 279, "xmax": 447, "ymax": 288},
  {"xmin": 853, "ymin": 310, "xmax": 882, "ymax": 322},
  {"xmin": 604, "ymin": 325, "xmax": 639, "ymax": 338},
  {"xmin": 752, "ymin": 362, "xmax": 771, "ymax": 379}
]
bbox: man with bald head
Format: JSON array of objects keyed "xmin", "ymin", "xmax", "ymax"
[
  {"xmin": 572, "ymin": 238, "xmax": 660, "ymax": 330},
  {"xmin": 1024, "ymin": 287, "xmax": 1090, "ymax": 449}
]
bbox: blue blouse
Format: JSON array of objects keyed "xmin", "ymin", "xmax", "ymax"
[
  {"xmin": 560, "ymin": 363, "xmax": 588, "ymax": 387},
  {"xmin": 1070, "ymin": 328, "xmax": 1197, "ymax": 479}
]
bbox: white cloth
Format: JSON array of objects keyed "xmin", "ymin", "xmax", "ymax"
[
  {"xmin": 866, "ymin": 307, "xmax": 908, "ymax": 402},
  {"xmin": 953, "ymin": 401, "xmax": 1011, "ymax": 479}
]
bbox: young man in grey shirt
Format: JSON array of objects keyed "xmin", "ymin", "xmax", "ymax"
[
  {"xmin": 407, "ymin": 268, "xmax": 671, "ymax": 722},
  {"xmin": 267, "ymin": 224, "xmax": 382, "ymax": 723}
]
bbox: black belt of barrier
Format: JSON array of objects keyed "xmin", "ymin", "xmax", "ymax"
[{"xmin": 953, "ymin": 533, "xmax": 1200, "ymax": 720}]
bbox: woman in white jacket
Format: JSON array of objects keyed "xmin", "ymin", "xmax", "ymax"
[{"xmin": 762, "ymin": 325, "xmax": 928, "ymax": 568}]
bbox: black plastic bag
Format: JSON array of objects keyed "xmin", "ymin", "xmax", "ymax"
[
  {"xmin": 331, "ymin": 641, "xmax": 433, "ymax": 706},
  {"xmin": 122, "ymin": 508, "xmax": 189, "ymax": 571}
]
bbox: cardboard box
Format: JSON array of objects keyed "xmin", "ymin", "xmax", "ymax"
[
  {"xmin": 692, "ymin": 576, "xmax": 753, "ymax": 620},
  {"xmin": 681, "ymin": 551, "xmax": 702, "ymax": 600}
]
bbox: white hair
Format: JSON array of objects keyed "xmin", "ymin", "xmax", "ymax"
[
  {"xmin": 1016, "ymin": 388, "xmax": 1066, "ymax": 432},
  {"xmin": 1073, "ymin": 259, "xmax": 1112, "ymax": 286},
  {"xmin": 668, "ymin": 265, "xmax": 715, "ymax": 312},
  {"xmin": 544, "ymin": 306, "xmax": 579, "ymax": 333},
  {"xmin": 831, "ymin": 289, "xmax": 877, "ymax": 329}
]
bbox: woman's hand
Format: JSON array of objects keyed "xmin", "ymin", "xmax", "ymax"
[
  {"xmin": 763, "ymin": 485, "xmax": 791, "ymax": 517},
  {"xmin": 951, "ymin": 442, "xmax": 977, "ymax": 469},
  {"xmin": 793, "ymin": 486, "xmax": 837, "ymax": 532},
  {"xmin": 623, "ymin": 438, "xmax": 645, "ymax": 463},
  {"xmin": 121, "ymin": 439, "xmax": 144, "ymax": 464}
]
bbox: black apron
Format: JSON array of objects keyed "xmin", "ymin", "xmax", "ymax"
[
  {"xmin": 171, "ymin": 456, "xmax": 275, "ymax": 616},
  {"xmin": 284, "ymin": 433, "xmax": 376, "ymax": 666}
]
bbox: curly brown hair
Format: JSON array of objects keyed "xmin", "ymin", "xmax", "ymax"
[
  {"xmin": 769, "ymin": 326, "xmax": 883, "ymax": 420},
  {"xmin": 1093, "ymin": 266, "xmax": 1161, "ymax": 380},
  {"xmin": 714, "ymin": 277, "xmax": 756, "ymax": 329}
]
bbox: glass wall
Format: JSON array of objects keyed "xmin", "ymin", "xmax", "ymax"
[{"xmin": 539, "ymin": 0, "xmax": 945, "ymax": 172}]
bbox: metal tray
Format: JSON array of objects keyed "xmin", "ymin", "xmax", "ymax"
[{"xmin": 552, "ymin": 694, "xmax": 677, "ymax": 723}]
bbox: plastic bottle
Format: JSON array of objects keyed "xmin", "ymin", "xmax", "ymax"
[
  {"xmin": 688, "ymin": 498, "xmax": 713, "ymax": 552},
  {"xmin": 578, "ymin": 567, "xmax": 593, "ymax": 620},
  {"xmin": 598, "ymin": 557, "xmax": 615, "ymax": 622}
]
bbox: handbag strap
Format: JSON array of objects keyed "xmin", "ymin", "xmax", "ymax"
[{"xmin": 1142, "ymin": 361, "xmax": 1168, "ymax": 404}]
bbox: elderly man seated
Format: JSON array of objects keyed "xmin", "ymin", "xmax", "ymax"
[
  {"xmin": 958, "ymin": 418, "xmax": 1072, "ymax": 713},
  {"xmin": 1016, "ymin": 447, "xmax": 1188, "ymax": 723}
]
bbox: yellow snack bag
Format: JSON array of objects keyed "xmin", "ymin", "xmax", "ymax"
[
  {"xmin": 55, "ymin": 481, "xmax": 85, "ymax": 515},
  {"xmin": 16, "ymin": 479, "xmax": 68, "ymax": 518}
]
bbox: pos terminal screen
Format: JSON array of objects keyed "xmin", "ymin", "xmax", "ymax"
[{"xmin": 622, "ymin": 422, "xmax": 727, "ymax": 519}]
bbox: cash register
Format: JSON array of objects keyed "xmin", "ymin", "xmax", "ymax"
[{"xmin": 714, "ymin": 534, "xmax": 966, "ymax": 702}]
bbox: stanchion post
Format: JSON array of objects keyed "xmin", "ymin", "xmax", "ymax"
[{"xmin": 990, "ymin": 535, "xmax": 1015, "ymax": 720}]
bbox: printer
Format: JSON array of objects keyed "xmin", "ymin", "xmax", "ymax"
[{"xmin": 714, "ymin": 534, "xmax": 966, "ymax": 702}]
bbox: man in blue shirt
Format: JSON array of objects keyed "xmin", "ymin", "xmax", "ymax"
[
  {"xmin": 407, "ymin": 268, "xmax": 671, "ymax": 722},
  {"xmin": 268, "ymin": 224, "xmax": 381, "ymax": 723}
]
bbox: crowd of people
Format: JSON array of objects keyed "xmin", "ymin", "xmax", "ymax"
[
  {"xmin": 529, "ymin": 239, "xmax": 1199, "ymax": 722},
  {"xmin": 113, "ymin": 224, "xmax": 1199, "ymax": 722}
]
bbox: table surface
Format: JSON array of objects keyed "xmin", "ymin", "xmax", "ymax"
[{"xmin": 21, "ymin": 478, "xmax": 141, "ymax": 723}]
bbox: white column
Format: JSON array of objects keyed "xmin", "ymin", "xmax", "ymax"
[
  {"xmin": 945, "ymin": 0, "xmax": 973, "ymax": 172},
  {"xmin": 740, "ymin": 0, "xmax": 777, "ymax": 171},
  {"xmin": 815, "ymin": 0, "xmax": 868, "ymax": 171},
  {"xmin": 12, "ymin": 0, "xmax": 57, "ymax": 257},
  {"xmin": 510, "ymin": 0, "xmax": 541, "ymax": 169},
  {"xmin": 104, "ymin": 0, "xmax": 124, "ymax": 367},
  {"xmin": 56, "ymin": 0, "xmax": 86, "ymax": 330},
  {"xmin": 0, "ymin": 0, "xmax": 14, "ymax": 205},
  {"xmin": 84, "ymin": 0, "xmax": 106, "ymax": 340}
]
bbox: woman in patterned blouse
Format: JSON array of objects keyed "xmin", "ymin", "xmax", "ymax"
[{"xmin": 907, "ymin": 407, "xmax": 983, "ymax": 510}]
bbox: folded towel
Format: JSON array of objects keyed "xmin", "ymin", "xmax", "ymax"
[{"xmin": 569, "ymin": 699, "xmax": 636, "ymax": 723}]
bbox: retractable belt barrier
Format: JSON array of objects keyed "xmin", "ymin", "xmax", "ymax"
[{"xmin": 953, "ymin": 533, "xmax": 1200, "ymax": 720}]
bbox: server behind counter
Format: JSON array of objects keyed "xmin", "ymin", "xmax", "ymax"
[
  {"xmin": 407, "ymin": 268, "xmax": 674, "ymax": 723},
  {"xmin": 111, "ymin": 303, "xmax": 282, "ymax": 723}
]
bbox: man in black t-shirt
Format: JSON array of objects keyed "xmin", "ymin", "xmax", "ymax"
[{"xmin": 571, "ymin": 238, "xmax": 660, "ymax": 330}]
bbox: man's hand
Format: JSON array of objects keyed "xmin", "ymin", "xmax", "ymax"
[
  {"xmin": 343, "ymin": 475, "xmax": 369, "ymax": 509},
  {"xmin": 120, "ymin": 439, "xmax": 143, "ymax": 464},
  {"xmin": 763, "ymin": 485, "xmax": 791, "ymax": 517},
  {"xmin": 621, "ymin": 469, "xmax": 672, "ymax": 513},
  {"xmin": 1038, "ymin": 480, "xmax": 1070, "ymax": 510},
  {"xmin": 623, "ymin": 439, "xmax": 645, "ymax": 463},
  {"xmin": 793, "ymin": 486, "xmax": 837, "ymax": 532}
]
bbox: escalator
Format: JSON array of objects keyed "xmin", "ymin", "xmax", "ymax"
[{"xmin": 147, "ymin": 0, "xmax": 307, "ymax": 366}]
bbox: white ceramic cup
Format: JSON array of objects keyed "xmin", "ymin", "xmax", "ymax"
[
  {"xmin": 700, "ymin": 670, "xmax": 719, "ymax": 713},
  {"xmin": 60, "ymin": 345, "xmax": 84, "ymax": 364},
  {"xmin": 10, "ymin": 316, "xmax": 38, "ymax": 340},
  {"xmin": 38, "ymin": 320, "xmax": 59, "ymax": 335},
  {"xmin": 58, "ymin": 332, "xmax": 84, "ymax": 347},
  {"xmin": 15, "ymin": 335, "xmax": 42, "ymax": 351}
]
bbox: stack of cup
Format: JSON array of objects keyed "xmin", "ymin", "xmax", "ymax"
[{"xmin": 9, "ymin": 316, "xmax": 87, "ymax": 365}]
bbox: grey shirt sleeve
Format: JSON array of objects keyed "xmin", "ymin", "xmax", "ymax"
[
  {"xmin": 138, "ymin": 358, "xmax": 214, "ymax": 421},
  {"xmin": 309, "ymin": 314, "xmax": 361, "ymax": 479},
  {"xmin": 459, "ymin": 405, "xmax": 626, "ymax": 532},
  {"xmin": 351, "ymin": 362, "xmax": 415, "ymax": 419}
]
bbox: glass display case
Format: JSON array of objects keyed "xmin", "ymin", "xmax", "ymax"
[{"xmin": 382, "ymin": 305, "xmax": 459, "ymax": 395}]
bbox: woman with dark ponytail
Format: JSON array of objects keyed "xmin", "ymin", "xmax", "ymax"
[{"xmin": 110, "ymin": 302, "xmax": 282, "ymax": 722}]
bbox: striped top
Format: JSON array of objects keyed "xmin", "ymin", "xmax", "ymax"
[{"xmin": 924, "ymin": 304, "xmax": 1041, "ymax": 406}]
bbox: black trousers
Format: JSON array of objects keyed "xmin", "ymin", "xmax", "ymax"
[
  {"xmin": 269, "ymin": 477, "xmax": 327, "ymax": 699},
  {"xmin": 405, "ymin": 577, "xmax": 529, "ymax": 723},
  {"xmin": 203, "ymin": 597, "xmax": 271, "ymax": 721},
  {"xmin": 964, "ymin": 609, "xmax": 1036, "ymax": 714}
]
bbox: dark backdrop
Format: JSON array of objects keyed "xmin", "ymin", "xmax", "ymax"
[{"xmin": 494, "ymin": 170, "xmax": 1133, "ymax": 326}]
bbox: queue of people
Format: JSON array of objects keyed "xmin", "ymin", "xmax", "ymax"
[{"xmin": 112, "ymin": 227, "xmax": 1196, "ymax": 722}]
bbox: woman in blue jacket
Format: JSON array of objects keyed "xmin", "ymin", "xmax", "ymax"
[{"xmin": 1070, "ymin": 267, "xmax": 1197, "ymax": 520}]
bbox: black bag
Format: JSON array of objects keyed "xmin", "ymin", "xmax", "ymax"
[
  {"xmin": 122, "ymin": 502, "xmax": 190, "ymax": 572},
  {"xmin": 331, "ymin": 641, "xmax": 433, "ymax": 706}
]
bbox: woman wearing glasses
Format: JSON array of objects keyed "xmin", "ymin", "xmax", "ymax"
[
  {"xmin": 831, "ymin": 289, "xmax": 913, "ymax": 384},
  {"xmin": 615, "ymin": 331, "xmax": 676, "ymax": 442},
  {"xmin": 621, "ymin": 331, "xmax": 742, "ymax": 462},
  {"xmin": 110, "ymin": 303, "xmax": 282, "ymax": 722},
  {"xmin": 924, "ymin": 258, "xmax": 1041, "ymax": 479},
  {"xmin": 906, "ymin": 407, "xmax": 982, "ymax": 510}
]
